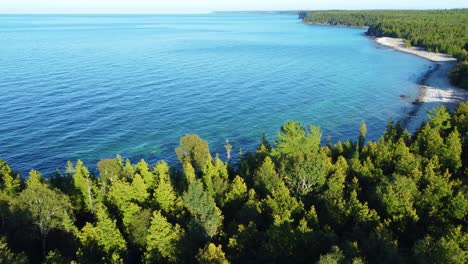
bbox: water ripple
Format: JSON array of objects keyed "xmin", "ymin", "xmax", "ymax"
[{"xmin": 0, "ymin": 14, "xmax": 430, "ymax": 175}]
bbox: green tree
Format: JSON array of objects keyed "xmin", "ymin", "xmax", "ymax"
[
  {"xmin": 262, "ymin": 184, "xmax": 301, "ymax": 225},
  {"xmin": 183, "ymin": 158, "xmax": 197, "ymax": 186},
  {"xmin": 73, "ymin": 160, "xmax": 97, "ymax": 213},
  {"xmin": 98, "ymin": 158, "xmax": 122, "ymax": 193},
  {"xmin": 321, "ymin": 156, "xmax": 348, "ymax": 225},
  {"xmin": 274, "ymin": 122, "xmax": 329, "ymax": 195},
  {"xmin": 145, "ymin": 210, "xmax": 184, "ymax": 263},
  {"xmin": 428, "ymin": 105, "xmax": 451, "ymax": 131},
  {"xmin": 153, "ymin": 161, "xmax": 181, "ymax": 215},
  {"xmin": 196, "ymin": 243, "xmax": 229, "ymax": 264},
  {"xmin": 78, "ymin": 204, "xmax": 127, "ymax": 263},
  {"xmin": 413, "ymin": 226, "xmax": 468, "ymax": 264},
  {"xmin": 376, "ymin": 175, "xmax": 419, "ymax": 222},
  {"xmin": 127, "ymin": 209, "xmax": 152, "ymax": 250},
  {"xmin": 318, "ymin": 246, "xmax": 345, "ymax": 264},
  {"xmin": 176, "ymin": 134, "xmax": 212, "ymax": 172},
  {"xmin": 0, "ymin": 160, "xmax": 20, "ymax": 195},
  {"xmin": 123, "ymin": 159, "xmax": 135, "ymax": 180},
  {"xmin": 253, "ymin": 157, "xmax": 284, "ymax": 196},
  {"xmin": 136, "ymin": 159, "xmax": 156, "ymax": 191},
  {"xmin": 15, "ymin": 170, "xmax": 74, "ymax": 258},
  {"xmin": 224, "ymin": 176, "xmax": 248, "ymax": 205},
  {"xmin": 273, "ymin": 121, "xmax": 320, "ymax": 156},
  {"xmin": 441, "ymin": 129, "xmax": 462, "ymax": 171},
  {"xmin": 183, "ymin": 180, "xmax": 223, "ymax": 240}
]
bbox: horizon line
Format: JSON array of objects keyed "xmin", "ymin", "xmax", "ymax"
[{"xmin": 0, "ymin": 7, "xmax": 467, "ymax": 15}]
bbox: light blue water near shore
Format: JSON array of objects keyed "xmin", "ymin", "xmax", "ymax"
[{"xmin": 0, "ymin": 14, "xmax": 430, "ymax": 175}]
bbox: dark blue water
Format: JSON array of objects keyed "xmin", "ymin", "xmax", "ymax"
[{"xmin": 0, "ymin": 14, "xmax": 430, "ymax": 175}]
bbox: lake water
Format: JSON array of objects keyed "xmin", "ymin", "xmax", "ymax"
[{"xmin": 0, "ymin": 14, "xmax": 430, "ymax": 175}]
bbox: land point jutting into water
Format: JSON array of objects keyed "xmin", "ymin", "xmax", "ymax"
[{"xmin": 0, "ymin": 8, "xmax": 467, "ymax": 264}]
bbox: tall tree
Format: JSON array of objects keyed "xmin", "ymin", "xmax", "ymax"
[
  {"xmin": 196, "ymin": 243, "xmax": 229, "ymax": 264},
  {"xmin": 14, "ymin": 170, "xmax": 74, "ymax": 258},
  {"xmin": 73, "ymin": 160, "xmax": 97, "ymax": 213},
  {"xmin": 145, "ymin": 210, "xmax": 185, "ymax": 263},
  {"xmin": 176, "ymin": 134, "xmax": 212, "ymax": 172},
  {"xmin": 183, "ymin": 180, "xmax": 223, "ymax": 240},
  {"xmin": 78, "ymin": 204, "xmax": 127, "ymax": 263}
]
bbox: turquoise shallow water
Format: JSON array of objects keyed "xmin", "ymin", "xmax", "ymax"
[{"xmin": 0, "ymin": 14, "xmax": 430, "ymax": 175}]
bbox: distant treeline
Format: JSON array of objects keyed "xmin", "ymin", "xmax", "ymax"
[
  {"xmin": 0, "ymin": 102, "xmax": 467, "ymax": 263},
  {"xmin": 301, "ymin": 10, "xmax": 468, "ymax": 89}
]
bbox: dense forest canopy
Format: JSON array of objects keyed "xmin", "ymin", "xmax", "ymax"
[
  {"xmin": 0, "ymin": 102, "xmax": 467, "ymax": 263},
  {"xmin": 302, "ymin": 9, "xmax": 468, "ymax": 89}
]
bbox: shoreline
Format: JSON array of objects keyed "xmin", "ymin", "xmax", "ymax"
[
  {"xmin": 302, "ymin": 20, "xmax": 467, "ymax": 130},
  {"xmin": 372, "ymin": 37, "xmax": 468, "ymax": 131}
]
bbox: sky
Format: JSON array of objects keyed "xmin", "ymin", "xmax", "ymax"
[{"xmin": 0, "ymin": 0, "xmax": 466, "ymax": 14}]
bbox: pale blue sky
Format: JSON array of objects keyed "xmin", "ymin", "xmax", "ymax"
[{"xmin": 0, "ymin": 0, "xmax": 466, "ymax": 14}]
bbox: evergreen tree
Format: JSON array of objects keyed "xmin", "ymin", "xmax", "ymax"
[
  {"xmin": 78, "ymin": 204, "xmax": 127, "ymax": 263},
  {"xmin": 196, "ymin": 243, "xmax": 229, "ymax": 264},
  {"xmin": 145, "ymin": 210, "xmax": 184, "ymax": 263},
  {"xmin": 183, "ymin": 180, "xmax": 223, "ymax": 240},
  {"xmin": 73, "ymin": 160, "xmax": 97, "ymax": 213}
]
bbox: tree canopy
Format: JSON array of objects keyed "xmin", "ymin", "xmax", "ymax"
[{"xmin": 0, "ymin": 103, "xmax": 467, "ymax": 263}]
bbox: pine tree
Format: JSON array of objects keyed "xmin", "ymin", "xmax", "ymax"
[
  {"xmin": 73, "ymin": 160, "xmax": 97, "ymax": 213},
  {"xmin": 196, "ymin": 243, "xmax": 229, "ymax": 264},
  {"xmin": 145, "ymin": 210, "xmax": 184, "ymax": 263},
  {"xmin": 183, "ymin": 180, "xmax": 223, "ymax": 240},
  {"xmin": 78, "ymin": 204, "xmax": 127, "ymax": 263}
]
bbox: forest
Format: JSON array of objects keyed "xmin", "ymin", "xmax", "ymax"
[
  {"xmin": 302, "ymin": 9, "xmax": 468, "ymax": 89},
  {"xmin": 0, "ymin": 102, "xmax": 467, "ymax": 263}
]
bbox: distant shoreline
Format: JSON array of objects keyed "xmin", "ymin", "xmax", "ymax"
[{"xmin": 302, "ymin": 21, "xmax": 368, "ymax": 29}]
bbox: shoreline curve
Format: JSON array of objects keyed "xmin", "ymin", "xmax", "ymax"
[{"xmin": 373, "ymin": 37, "xmax": 468, "ymax": 131}]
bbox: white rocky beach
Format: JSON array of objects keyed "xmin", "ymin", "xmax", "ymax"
[{"xmin": 375, "ymin": 37, "xmax": 468, "ymax": 130}]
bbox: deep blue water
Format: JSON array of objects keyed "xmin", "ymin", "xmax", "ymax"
[{"xmin": 0, "ymin": 14, "xmax": 430, "ymax": 175}]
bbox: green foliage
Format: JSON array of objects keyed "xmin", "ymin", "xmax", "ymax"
[
  {"xmin": 0, "ymin": 102, "xmax": 467, "ymax": 263},
  {"xmin": 318, "ymin": 246, "xmax": 345, "ymax": 264},
  {"xmin": 14, "ymin": 171, "xmax": 74, "ymax": 257},
  {"xmin": 0, "ymin": 160, "xmax": 20, "ymax": 195},
  {"xmin": 0, "ymin": 237, "xmax": 28, "ymax": 264},
  {"xmin": 127, "ymin": 209, "xmax": 152, "ymax": 250},
  {"xmin": 428, "ymin": 106, "xmax": 451, "ymax": 131},
  {"xmin": 253, "ymin": 156, "xmax": 284, "ymax": 196},
  {"xmin": 196, "ymin": 243, "xmax": 229, "ymax": 264},
  {"xmin": 274, "ymin": 122, "xmax": 329, "ymax": 195},
  {"xmin": 98, "ymin": 157, "xmax": 122, "ymax": 192},
  {"xmin": 376, "ymin": 175, "xmax": 419, "ymax": 222},
  {"xmin": 145, "ymin": 210, "xmax": 184, "ymax": 263},
  {"xmin": 135, "ymin": 159, "xmax": 155, "ymax": 191},
  {"xmin": 183, "ymin": 180, "xmax": 223, "ymax": 240},
  {"xmin": 413, "ymin": 226, "xmax": 468, "ymax": 264},
  {"xmin": 224, "ymin": 176, "xmax": 248, "ymax": 205},
  {"xmin": 44, "ymin": 250, "xmax": 67, "ymax": 264},
  {"xmin": 176, "ymin": 134, "xmax": 212, "ymax": 172},
  {"xmin": 449, "ymin": 60, "xmax": 468, "ymax": 89},
  {"xmin": 73, "ymin": 160, "xmax": 98, "ymax": 213},
  {"xmin": 274, "ymin": 121, "xmax": 321, "ymax": 156},
  {"xmin": 78, "ymin": 204, "xmax": 127, "ymax": 263}
]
